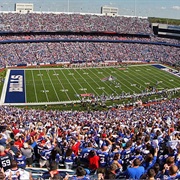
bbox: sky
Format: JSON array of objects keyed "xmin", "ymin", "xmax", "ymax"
[{"xmin": 0, "ymin": 0, "xmax": 180, "ymax": 19}]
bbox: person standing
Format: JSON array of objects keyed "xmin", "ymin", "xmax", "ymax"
[
  {"xmin": 20, "ymin": 142, "xmax": 34, "ymax": 167},
  {"xmin": 0, "ymin": 145, "xmax": 12, "ymax": 171},
  {"xmin": 125, "ymin": 158, "xmax": 145, "ymax": 179},
  {"xmin": 4, "ymin": 160, "xmax": 32, "ymax": 180}
]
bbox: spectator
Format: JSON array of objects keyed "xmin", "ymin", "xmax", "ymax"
[
  {"xmin": 146, "ymin": 168, "xmax": 156, "ymax": 180},
  {"xmin": 70, "ymin": 166, "xmax": 90, "ymax": 180},
  {"xmin": 64, "ymin": 147, "xmax": 76, "ymax": 169},
  {"xmin": 163, "ymin": 165, "xmax": 180, "ymax": 180},
  {"xmin": 4, "ymin": 160, "xmax": 32, "ymax": 180},
  {"xmin": 142, "ymin": 148, "xmax": 158, "ymax": 173},
  {"xmin": 41, "ymin": 160, "xmax": 63, "ymax": 180},
  {"xmin": 20, "ymin": 142, "xmax": 34, "ymax": 167},
  {"xmin": 0, "ymin": 145, "xmax": 12, "ymax": 171},
  {"xmin": 14, "ymin": 151, "xmax": 26, "ymax": 169},
  {"xmin": 104, "ymin": 163, "xmax": 118, "ymax": 179},
  {"xmin": 125, "ymin": 158, "xmax": 145, "ymax": 179},
  {"xmin": 88, "ymin": 150, "xmax": 100, "ymax": 172}
]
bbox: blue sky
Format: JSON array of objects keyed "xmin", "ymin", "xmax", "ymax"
[{"xmin": 0, "ymin": 0, "xmax": 180, "ymax": 19}]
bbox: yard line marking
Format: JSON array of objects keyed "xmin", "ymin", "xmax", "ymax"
[
  {"xmin": 117, "ymin": 66, "xmax": 152, "ymax": 90},
  {"xmin": 152, "ymin": 69, "xmax": 180, "ymax": 87},
  {"xmin": 41, "ymin": 90, "xmax": 49, "ymax": 93},
  {"xmin": 46, "ymin": 70, "xmax": 60, "ymax": 102},
  {"xmin": 113, "ymin": 68, "xmax": 144, "ymax": 92},
  {"xmin": 38, "ymin": 70, "xmax": 49, "ymax": 102},
  {"xmin": 74, "ymin": 69, "xmax": 100, "ymax": 96},
  {"xmin": 66, "ymin": 69, "xmax": 88, "ymax": 94},
  {"xmin": 126, "ymin": 67, "xmax": 161, "ymax": 89},
  {"xmin": 60, "ymin": 69, "xmax": 81, "ymax": 101},
  {"xmin": 136, "ymin": 66, "xmax": 180, "ymax": 89},
  {"xmin": 52, "ymin": 69, "xmax": 71, "ymax": 101},
  {"xmin": 100, "ymin": 68, "xmax": 134, "ymax": 94},
  {"xmin": 60, "ymin": 89, "xmax": 68, "ymax": 92},
  {"xmin": 140, "ymin": 66, "xmax": 180, "ymax": 88},
  {"xmin": 79, "ymin": 88, "xmax": 87, "ymax": 91},
  {"xmin": 31, "ymin": 70, "xmax": 38, "ymax": 102},
  {"xmin": 88, "ymin": 68, "xmax": 118, "ymax": 95}
]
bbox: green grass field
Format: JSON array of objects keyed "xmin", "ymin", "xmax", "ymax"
[{"xmin": 25, "ymin": 65, "xmax": 180, "ymax": 103}]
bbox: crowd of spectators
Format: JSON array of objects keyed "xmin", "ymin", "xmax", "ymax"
[
  {"xmin": 0, "ymin": 12, "xmax": 179, "ymax": 68},
  {"xmin": 0, "ymin": 13, "xmax": 153, "ymax": 34},
  {"xmin": 0, "ymin": 34, "xmax": 179, "ymax": 45},
  {"xmin": 0, "ymin": 41, "xmax": 179, "ymax": 67},
  {"xmin": 0, "ymin": 98, "xmax": 179, "ymax": 179},
  {"xmin": 0, "ymin": 11, "xmax": 179, "ymax": 180}
]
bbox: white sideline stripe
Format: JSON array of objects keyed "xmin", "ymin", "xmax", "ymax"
[
  {"xmin": 0, "ymin": 69, "xmax": 10, "ymax": 105},
  {"xmin": 2, "ymin": 88, "xmax": 180, "ymax": 106}
]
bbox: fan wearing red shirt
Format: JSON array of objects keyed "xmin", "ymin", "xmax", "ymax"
[
  {"xmin": 88, "ymin": 150, "xmax": 100, "ymax": 171},
  {"xmin": 71, "ymin": 138, "xmax": 81, "ymax": 156},
  {"xmin": 14, "ymin": 135, "xmax": 24, "ymax": 150}
]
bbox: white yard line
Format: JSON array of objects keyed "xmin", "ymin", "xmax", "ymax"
[
  {"xmin": 38, "ymin": 70, "xmax": 49, "ymax": 102},
  {"xmin": 74, "ymin": 69, "xmax": 100, "ymax": 95},
  {"xmin": 110, "ymin": 68, "xmax": 142, "ymax": 93},
  {"xmin": 53, "ymin": 69, "xmax": 71, "ymax": 101},
  {"xmin": 95, "ymin": 68, "xmax": 133, "ymax": 94},
  {"xmin": 66, "ymin": 69, "xmax": 87, "ymax": 94},
  {"xmin": 132, "ymin": 67, "xmax": 165, "ymax": 88},
  {"xmin": 31, "ymin": 70, "xmax": 38, "ymax": 102},
  {"xmin": 60, "ymin": 69, "xmax": 81, "ymax": 100},
  {"xmin": 46, "ymin": 70, "xmax": 60, "ymax": 102},
  {"xmin": 148, "ymin": 68, "xmax": 180, "ymax": 87},
  {"xmin": 81, "ymin": 68, "xmax": 108, "ymax": 96}
]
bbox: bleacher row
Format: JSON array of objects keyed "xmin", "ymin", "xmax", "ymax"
[
  {"xmin": 0, "ymin": 13, "xmax": 179, "ymax": 68},
  {"xmin": 0, "ymin": 12, "xmax": 179, "ymax": 180},
  {"xmin": 0, "ymin": 13, "xmax": 153, "ymax": 34},
  {"xmin": 0, "ymin": 40, "xmax": 179, "ymax": 68}
]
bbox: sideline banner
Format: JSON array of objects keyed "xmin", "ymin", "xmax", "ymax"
[{"xmin": 5, "ymin": 70, "xmax": 25, "ymax": 103}]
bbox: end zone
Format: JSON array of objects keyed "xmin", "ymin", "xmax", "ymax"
[{"xmin": 0, "ymin": 69, "xmax": 26, "ymax": 104}]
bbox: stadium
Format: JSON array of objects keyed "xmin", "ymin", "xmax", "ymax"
[{"xmin": 0, "ymin": 2, "xmax": 179, "ymax": 180}]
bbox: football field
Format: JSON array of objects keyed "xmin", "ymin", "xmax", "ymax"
[{"xmin": 1, "ymin": 64, "xmax": 180, "ymax": 105}]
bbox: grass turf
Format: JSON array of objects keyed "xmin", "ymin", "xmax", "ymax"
[{"xmin": 25, "ymin": 65, "xmax": 180, "ymax": 103}]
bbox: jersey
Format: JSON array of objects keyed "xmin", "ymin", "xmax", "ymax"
[
  {"xmin": 80, "ymin": 147, "xmax": 94, "ymax": 162},
  {"xmin": 97, "ymin": 150, "xmax": 109, "ymax": 168},
  {"xmin": 5, "ymin": 168, "xmax": 30, "ymax": 180},
  {"xmin": 14, "ymin": 155, "xmax": 26, "ymax": 169},
  {"xmin": 0, "ymin": 153, "xmax": 12, "ymax": 171},
  {"xmin": 121, "ymin": 148, "xmax": 133, "ymax": 170}
]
